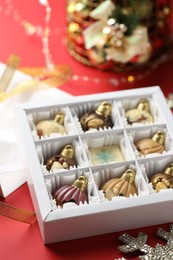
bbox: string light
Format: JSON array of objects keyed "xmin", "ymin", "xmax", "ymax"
[
  {"xmin": 1, "ymin": 0, "xmax": 64, "ymax": 36},
  {"xmin": 39, "ymin": 0, "xmax": 48, "ymax": 5},
  {"xmin": 40, "ymin": 0, "xmax": 55, "ymax": 70},
  {"xmin": 1, "ymin": 0, "xmax": 173, "ymax": 87}
]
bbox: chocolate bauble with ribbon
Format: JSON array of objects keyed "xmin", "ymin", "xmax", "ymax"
[
  {"xmin": 36, "ymin": 112, "xmax": 65, "ymax": 137},
  {"xmin": 125, "ymin": 99, "xmax": 153, "ymax": 124},
  {"xmin": 135, "ymin": 130, "xmax": 165, "ymax": 156},
  {"xmin": 101, "ymin": 169, "xmax": 137, "ymax": 200},
  {"xmin": 46, "ymin": 144, "xmax": 76, "ymax": 171},
  {"xmin": 150, "ymin": 163, "xmax": 173, "ymax": 192},
  {"xmin": 54, "ymin": 176, "xmax": 88, "ymax": 207},
  {"xmin": 80, "ymin": 101, "xmax": 113, "ymax": 131}
]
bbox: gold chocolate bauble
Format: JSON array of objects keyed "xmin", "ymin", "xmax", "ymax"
[
  {"xmin": 135, "ymin": 130, "xmax": 165, "ymax": 156},
  {"xmin": 150, "ymin": 163, "xmax": 173, "ymax": 192},
  {"xmin": 36, "ymin": 112, "xmax": 65, "ymax": 138},
  {"xmin": 101, "ymin": 169, "xmax": 137, "ymax": 200},
  {"xmin": 80, "ymin": 101, "xmax": 113, "ymax": 131},
  {"xmin": 46, "ymin": 144, "xmax": 76, "ymax": 171},
  {"xmin": 102, "ymin": 18, "xmax": 127, "ymax": 48},
  {"xmin": 125, "ymin": 99, "xmax": 153, "ymax": 124}
]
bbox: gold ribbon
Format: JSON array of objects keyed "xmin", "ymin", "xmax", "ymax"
[
  {"xmin": 19, "ymin": 64, "xmax": 73, "ymax": 82},
  {"xmin": 0, "ymin": 201, "xmax": 36, "ymax": 224},
  {"xmin": 0, "ymin": 64, "xmax": 73, "ymax": 102}
]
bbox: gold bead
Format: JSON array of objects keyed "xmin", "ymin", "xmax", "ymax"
[
  {"xmin": 76, "ymin": 2, "xmax": 84, "ymax": 12},
  {"xmin": 68, "ymin": 22, "xmax": 81, "ymax": 34},
  {"xmin": 103, "ymin": 26, "xmax": 111, "ymax": 35},
  {"xmin": 107, "ymin": 18, "xmax": 116, "ymax": 26},
  {"xmin": 157, "ymin": 20, "xmax": 164, "ymax": 28},
  {"xmin": 163, "ymin": 7, "xmax": 171, "ymax": 16},
  {"xmin": 67, "ymin": 2, "xmax": 76, "ymax": 13},
  {"xmin": 128, "ymin": 75, "xmax": 134, "ymax": 83}
]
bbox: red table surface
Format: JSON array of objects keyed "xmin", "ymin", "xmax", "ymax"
[{"xmin": 0, "ymin": 1, "xmax": 173, "ymax": 259}]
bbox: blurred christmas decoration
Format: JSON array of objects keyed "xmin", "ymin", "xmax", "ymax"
[
  {"xmin": 1, "ymin": 0, "xmax": 173, "ymax": 87},
  {"xmin": 67, "ymin": 0, "xmax": 173, "ymax": 71}
]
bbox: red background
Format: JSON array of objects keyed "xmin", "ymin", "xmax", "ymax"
[{"xmin": 0, "ymin": 1, "xmax": 173, "ymax": 259}]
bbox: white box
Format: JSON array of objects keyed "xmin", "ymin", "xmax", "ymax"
[{"xmin": 16, "ymin": 86, "xmax": 173, "ymax": 244}]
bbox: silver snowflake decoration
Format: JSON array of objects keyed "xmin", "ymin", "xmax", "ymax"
[
  {"xmin": 157, "ymin": 223, "xmax": 173, "ymax": 246},
  {"xmin": 167, "ymin": 94, "xmax": 173, "ymax": 109},
  {"xmin": 117, "ymin": 224, "xmax": 173, "ymax": 260}
]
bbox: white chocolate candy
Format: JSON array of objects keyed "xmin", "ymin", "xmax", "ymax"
[{"xmin": 36, "ymin": 120, "xmax": 66, "ymax": 137}]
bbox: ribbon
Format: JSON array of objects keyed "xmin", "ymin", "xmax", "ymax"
[
  {"xmin": 0, "ymin": 201, "xmax": 36, "ymax": 224},
  {"xmin": 0, "ymin": 64, "xmax": 73, "ymax": 102},
  {"xmin": 19, "ymin": 64, "xmax": 73, "ymax": 82},
  {"xmin": 0, "ymin": 55, "xmax": 21, "ymax": 92}
]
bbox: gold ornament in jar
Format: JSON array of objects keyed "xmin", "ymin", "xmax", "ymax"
[
  {"xmin": 67, "ymin": 0, "xmax": 173, "ymax": 71},
  {"xmin": 135, "ymin": 130, "xmax": 165, "ymax": 156},
  {"xmin": 150, "ymin": 163, "xmax": 173, "ymax": 192},
  {"xmin": 101, "ymin": 169, "xmax": 137, "ymax": 200},
  {"xmin": 125, "ymin": 99, "xmax": 153, "ymax": 125},
  {"xmin": 80, "ymin": 101, "xmax": 113, "ymax": 131}
]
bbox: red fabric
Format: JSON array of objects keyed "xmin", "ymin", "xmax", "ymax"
[{"xmin": 0, "ymin": 1, "xmax": 173, "ymax": 259}]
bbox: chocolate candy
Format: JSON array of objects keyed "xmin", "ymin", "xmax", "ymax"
[
  {"xmin": 135, "ymin": 130, "xmax": 165, "ymax": 156},
  {"xmin": 46, "ymin": 144, "xmax": 76, "ymax": 171},
  {"xmin": 80, "ymin": 101, "xmax": 113, "ymax": 131},
  {"xmin": 150, "ymin": 163, "xmax": 173, "ymax": 192},
  {"xmin": 36, "ymin": 112, "xmax": 66, "ymax": 138},
  {"xmin": 101, "ymin": 169, "xmax": 137, "ymax": 200},
  {"xmin": 54, "ymin": 176, "xmax": 88, "ymax": 207},
  {"xmin": 125, "ymin": 99, "xmax": 153, "ymax": 124}
]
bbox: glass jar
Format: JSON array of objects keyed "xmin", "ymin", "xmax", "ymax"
[{"xmin": 66, "ymin": 0, "xmax": 173, "ymax": 71}]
